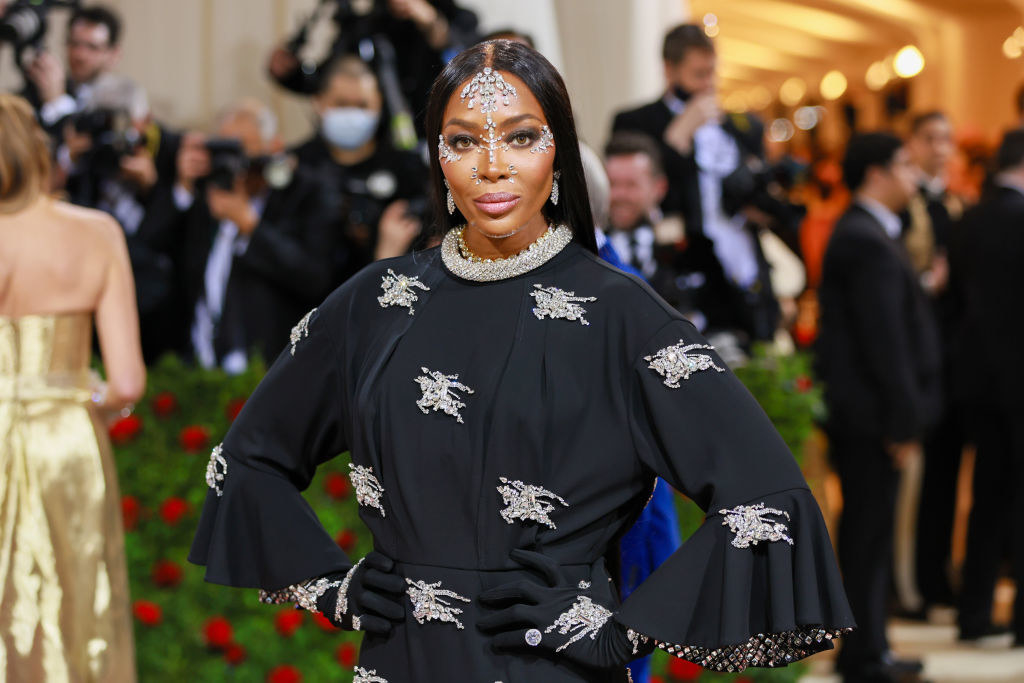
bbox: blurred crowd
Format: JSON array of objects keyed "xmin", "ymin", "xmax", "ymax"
[{"xmin": 3, "ymin": 2, "xmax": 1024, "ymax": 681}]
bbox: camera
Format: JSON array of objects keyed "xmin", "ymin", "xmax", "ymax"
[
  {"xmin": 71, "ymin": 106, "xmax": 145, "ymax": 179},
  {"xmin": 0, "ymin": 0, "xmax": 78, "ymax": 58},
  {"xmin": 202, "ymin": 138, "xmax": 294, "ymax": 191},
  {"xmin": 721, "ymin": 156, "xmax": 807, "ymax": 221}
]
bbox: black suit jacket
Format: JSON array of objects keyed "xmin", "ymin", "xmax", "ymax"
[
  {"xmin": 816, "ymin": 204, "xmax": 942, "ymax": 442},
  {"xmin": 949, "ymin": 185, "xmax": 1024, "ymax": 412},
  {"xmin": 181, "ymin": 167, "xmax": 338, "ymax": 366}
]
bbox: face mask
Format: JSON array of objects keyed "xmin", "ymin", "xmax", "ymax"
[{"xmin": 321, "ymin": 107, "xmax": 380, "ymax": 150}]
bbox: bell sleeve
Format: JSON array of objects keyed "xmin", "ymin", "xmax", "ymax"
[
  {"xmin": 616, "ymin": 318, "xmax": 855, "ymax": 672},
  {"xmin": 188, "ymin": 299, "xmax": 351, "ymax": 594}
]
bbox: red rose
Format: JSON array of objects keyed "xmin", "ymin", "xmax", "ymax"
[
  {"xmin": 336, "ymin": 642, "xmax": 357, "ymax": 668},
  {"xmin": 667, "ymin": 656, "xmax": 702, "ymax": 680},
  {"xmin": 179, "ymin": 425, "xmax": 210, "ymax": 453},
  {"xmin": 649, "ymin": 677, "xmax": 664, "ymax": 683},
  {"xmin": 313, "ymin": 611, "xmax": 337, "ymax": 632},
  {"xmin": 203, "ymin": 616, "xmax": 233, "ymax": 649},
  {"xmin": 160, "ymin": 497, "xmax": 189, "ymax": 526},
  {"xmin": 224, "ymin": 643, "xmax": 246, "ymax": 665},
  {"xmin": 152, "ymin": 391, "xmax": 178, "ymax": 417},
  {"xmin": 275, "ymin": 609, "xmax": 304, "ymax": 637},
  {"xmin": 335, "ymin": 529, "xmax": 357, "ymax": 552},
  {"xmin": 152, "ymin": 559, "xmax": 183, "ymax": 587},
  {"xmin": 109, "ymin": 415, "xmax": 142, "ymax": 444},
  {"xmin": 121, "ymin": 495, "xmax": 140, "ymax": 531},
  {"xmin": 226, "ymin": 398, "xmax": 246, "ymax": 422},
  {"xmin": 795, "ymin": 375, "xmax": 814, "ymax": 393},
  {"xmin": 324, "ymin": 472, "xmax": 350, "ymax": 499},
  {"xmin": 793, "ymin": 320, "xmax": 817, "ymax": 348},
  {"xmin": 266, "ymin": 665, "xmax": 302, "ymax": 683},
  {"xmin": 133, "ymin": 600, "xmax": 162, "ymax": 626}
]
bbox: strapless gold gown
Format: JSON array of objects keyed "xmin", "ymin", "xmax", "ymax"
[{"xmin": 0, "ymin": 314, "xmax": 136, "ymax": 682}]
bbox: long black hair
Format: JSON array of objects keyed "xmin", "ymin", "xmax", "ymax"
[{"xmin": 423, "ymin": 40, "xmax": 598, "ymax": 253}]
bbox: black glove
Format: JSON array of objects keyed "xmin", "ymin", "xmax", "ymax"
[
  {"xmin": 477, "ymin": 549, "xmax": 649, "ymax": 668},
  {"xmin": 316, "ymin": 551, "xmax": 406, "ymax": 635}
]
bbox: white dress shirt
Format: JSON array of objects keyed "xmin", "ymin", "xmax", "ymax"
[{"xmin": 856, "ymin": 196, "xmax": 903, "ymax": 240}]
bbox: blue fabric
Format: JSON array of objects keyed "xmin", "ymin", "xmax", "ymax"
[{"xmin": 598, "ymin": 237, "xmax": 683, "ymax": 683}]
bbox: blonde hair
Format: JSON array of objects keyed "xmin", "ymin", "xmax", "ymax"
[{"xmin": 0, "ymin": 94, "xmax": 51, "ymax": 213}]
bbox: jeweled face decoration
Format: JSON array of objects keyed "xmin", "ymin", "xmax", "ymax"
[{"xmin": 439, "ymin": 67, "xmax": 556, "ymax": 240}]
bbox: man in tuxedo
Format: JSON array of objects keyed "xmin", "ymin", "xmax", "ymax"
[
  {"xmin": 611, "ymin": 24, "xmax": 791, "ymax": 344},
  {"xmin": 903, "ymin": 111, "xmax": 967, "ymax": 616},
  {"xmin": 817, "ymin": 133, "xmax": 941, "ymax": 682},
  {"xmin": 951, "ymin": 130, "xmax": 1024, "ymax": 647},
  {"xmin": 174, "ymin": 99, "xmax": 337, "ymax": 372},
  {"xmin": 22, "ymin": 4, "xmax": 122, "ymax": 137}
]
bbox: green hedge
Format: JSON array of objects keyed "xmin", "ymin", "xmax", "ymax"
[{"xmin": 113, "ymin": 347, "xmax": 821, "ymax": 682}]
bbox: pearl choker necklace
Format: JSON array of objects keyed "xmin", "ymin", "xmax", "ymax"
[{"xmin": 441, "ymin": 224, "xmax": 573, "ymax": 282}]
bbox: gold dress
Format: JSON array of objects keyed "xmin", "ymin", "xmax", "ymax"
[{"xmin": 0, "ymin": 314, "xmax": 136, "ymax": 683}]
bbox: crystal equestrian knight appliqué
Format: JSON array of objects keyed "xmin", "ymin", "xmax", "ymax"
[
  {"xmin": 349, "ymin": 464, "xmax": 386, "ymax": 516},
  {"xmin": 497, "ymin": 477, "xmax": 569, "ymax": 529},
  {"xmin": 530, "ymin": 284, "xmax": 597, "ymax": 326},
  {"xmin": 289, "ymin": 308, "xmax": 316, "ymax": 355},
  {"xmin": 719, "ymin": 502, "xmax": 794, "ymax": 549},
  {"xmin": 377, "ymin": 269, "xmax": 430, "ymax": 315},
  {"xmin": 353, "ymin": 667, "xmax": 389, "ymax": 683},
  {"xmin": 406, "ymin": 578, "xmax": 471, "ymax": 629},
  {"xmin": 414, "ymin": 367, "xmax": 474, "ymax": 423},
  {"xmin": 543, "ymin": 595, "xmax": 613, "ymax": 653},
  {"xmin": 205, "ymin": 443, "xmax": 227, "ymax": 496},
  {"xmin": 644, "ymin": 340, "xmax": 725, "ymax": 388}
]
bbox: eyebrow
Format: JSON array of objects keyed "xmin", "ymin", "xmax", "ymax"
[{"xmin": 443, "ymin": 113, "xmax": 543, "ymax": 130}]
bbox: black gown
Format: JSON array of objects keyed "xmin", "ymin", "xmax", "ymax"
[{"xmin": 189, "ymin": 233, "xmax": 854, "ymax": 682}]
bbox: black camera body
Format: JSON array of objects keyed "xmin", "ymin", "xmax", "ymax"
[
  {"xmin": 202, "ymin": 138, "xmax": 294, "ymax": 192},
  {"xmin": 721, "ymin": 157, "xmax": 807, "ymax": 221},
  {"xmin": 0, "ymin": 0, "xmax": 79, "ymax": 58},
  {"xmin": 71, "ymin": 106, "xmax": 145, "ymax": 179}
]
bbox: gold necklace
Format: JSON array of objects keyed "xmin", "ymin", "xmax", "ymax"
[{"xmin": 456, "ymin": 225, "xmax": 554, "ymax": 263}]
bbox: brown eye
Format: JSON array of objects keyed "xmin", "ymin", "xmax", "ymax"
[
  {"xmin": 509, "ymin": 130, "xmax": 536, "ymax": 147},
  {"xmin": 451, "ymin": 135, "xmax": 475, "ymax": 151}
]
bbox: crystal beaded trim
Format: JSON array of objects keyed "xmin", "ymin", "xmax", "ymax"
[
  {"xmin": 414, "ymin": 367, "xmax": 474, "ymax": 423},
  {"xmin": 353, "ymin": 667, "xmax": 389, "ymax": 683},
  {"xmin": 437, "ymin": 134, "xmax": 461, "ymax": 163},
  {"xmin": 497, "ymin": 477, "xmax": 569, "ymax": 529},
  {"xmin": 655, "ymin": 626, "xmax": 853, "ymax": 673},
  {"xmin": 378, "ymin": 268, "xmax": 430, "ymax": 315},
  {"xmin": 406, "ymin": 578, "xmax": 471, "ymax": 630},
  {"xmin": 334, "ymin": 557, "xmax": 365, "ymax": 622},
  {"xmin": 258, "ymin": 576, "xmax": 341, "ymax": 613},
  {"xmin": 441, "ymin": 224, "xmax": 573, "ymax": 282},
  {"xmin": 349, "ymin": 464, "xmax": 386, "ymax": 517},
  {"xmin": 531, "ymin": 125, "xmax": 554, "ymax": 154},
  {"xmin": 627, "ymin": 628, "xmax": 650, "ymax": 655},
  {"xmin": 720, "ymin": 503, "xmax": 794, "ymax": 549},
  {"xmin": 290, "ymin": 308, "xmax": 316, "ymax": 355},
  {"xmin": 644, "ymin": 340, "xmax": 725, "ymax": 388},
  {"xmin": 543, "ymin": 595, "xmax": 613, "ymax": 653},
  {"xmin": 530, "ymin": 284, "xmax": 597, "ymax": 325},
  {"xmin": 205, "ymin": 443, "xmax": 227, "ymax": 496}
]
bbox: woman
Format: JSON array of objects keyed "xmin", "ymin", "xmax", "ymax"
[
  {"xmin": 190, "ymin": 42, "xmax": 853, "ymax": 682},
  {"xmin": 0, "ymin": 94, "xmax": 145, "ymax": 681}
]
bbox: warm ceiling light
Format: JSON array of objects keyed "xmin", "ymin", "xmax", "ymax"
[
  {"xmin": 723, "ymin": 91, "xmax": 749, "ymax": 113},
  {"xmin": 704, "ymin": 24, "xmax": 720, "ymax": 38},
  {"xmin": 703, "ymin": 13, "xmax": 718, "ymax": 27},
  {"xmin": 820, "ymin": 70, "xmax": 847, "ymax": 100},
  {"xmin": 1015, "ymin": 26, "xmax": 1024, "ymax": 43},
  {"xmin": 748, "ymin": 85, "xmax": 772, "ymax": 110},
  {"xmin": 894, "ymin": 45, "xmax": 925, "ymax": 78},
  {"xmin": 768, "ymin": 118, "xmax": 795, "ymax": 143},
  {"xmin": 865, "ymin": 61, "xmax": 889, "ymax": 90},
  {"xmin": 779, "ymin": 77, "xmax": 807, "ymax": 106},
  {"xmin": 794, "ymin": 106, "xmax": 820, "ymax": 130},
  {"xmin": 1004, "ymin": 36, "xmax": 1023, "ymax": 59}
]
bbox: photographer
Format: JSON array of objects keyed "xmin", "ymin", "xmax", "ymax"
[
  {"xmin": 267, "ymin": 0, "xmax": 477, "ymax": 135},
  {"xmin": 21, "ymin": 4, "xmax": 122, "ymax": 136},
  {"xmin": 175, "ymin": 98, "xmax": 337, "ymax": 372},
  {"xmin": 62, "ymin": 74, "xmax": 185, "ymax": 363},
  {"xmin": 292, "ymin": 54, "xmax": 426, "ymax": 285},
  {"xmin": 612, "ymin": 24, "xmax": 802, "ymax": 345}
]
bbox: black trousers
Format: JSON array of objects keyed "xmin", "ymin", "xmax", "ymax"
[
  {"xmin": 831, "ymin": 436, "xmax": 901, "ymax": 670},
  {"xmin": 958, "ymin": 407, "xmax": 1024, "ymax": 639},
  {"xmin": 915, "ymin": 404, "xmax": 965, "ymax": 606}
]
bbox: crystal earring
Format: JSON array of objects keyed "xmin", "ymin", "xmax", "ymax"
[
  {"xmin": 550, "ymin": 170, "xmax": 560, "ymax": 206},
  {"xmin": 444, "ymin": 179, "xmax": 455, "ymax": 215}
]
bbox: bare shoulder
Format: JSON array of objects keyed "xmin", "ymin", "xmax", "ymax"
[{"xmin": 51, "ymin": 200, "xmax": 126, "ymax": 251}]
